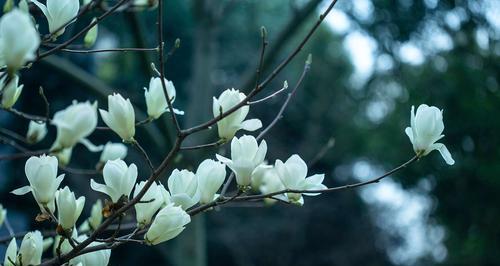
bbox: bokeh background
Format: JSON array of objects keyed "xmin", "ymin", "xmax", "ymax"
[{"xmin": 1, "ymin": 0, "xmax": 499, "ymax": 265}]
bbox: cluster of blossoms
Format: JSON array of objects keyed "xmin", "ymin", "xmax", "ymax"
[{"xmin": 0, "ymin": 1, "xmax": 455, "ymax": 265}]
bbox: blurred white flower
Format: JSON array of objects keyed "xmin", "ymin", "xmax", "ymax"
[
  {"xmin": 51, "ymin": 101, "xmax": 98, "ymax": 150},
  {"xmin": 0, "ymin": 74, "xmax": 23, "ymax": 108},
  {"xmin": 144, "ymin": 77, "xmax": 184, "ymax": 119},
  {"xmin": 26, "ymin": 121, "xmax": 47, "ymax": 144},
  {"xmin": 54, "ymin": 147, "xmax": 73, "ymax": 166},
  {"xmin": 134, "ymin": 181, "xmax": 164, "ymax": 227},
  {"xmin": 4, "ymin": 238, "xmax": 17, "ymax": 266},
  {"xmin": 11, "ymin": 155, "xmax": 64, "ymax": 208},
  {"xmin": 70, "ymin": 235, "xmax": 111, "ymax": 266},
  {"xmin": 18, "ymin": 231, "xmax": 43, "ymax": 266},
  {"xmin": 196, "ymin": 159, "xmax": 226, "ymax": 204},
  {"xmin": 31, "ymin": 0, "xmax": 79, "ymax": 38},
  {"xmin": 213, "ymin": 89, "xmax": 262, "ymax": 140},
  {"xmin": 56, "ymin": 186, "xmax": 85, "ymax": 230},
  {"xmin": 216, "ymin": 135, "xmax": 267, "ymax": 187},
  {"xmin": 258, "ymin": 167, "xmax": 286, "ymax": 205},
  {"xmin": 405, "ymin": 104, "xmax": 455, "ymax": 165},
  {"xmin": 167, "ymin": 169, "xmax": 199, "ymax": 210},
  {"xmin": 275, "ymin": 154, "xmax": 327, "ymax": 205},
  {"xmin": 99, "ymin": 142, "xmax": 127, "ymax": 162},
  {"xmin": 145, "ymin": 204, "xmax": 190, "ymax": 245},
  {"xmin": 99, "ymin": 93, "xmax": 135, "ymax": 141},
  {"xmin": 0, "ymin": 9, "xmax": 40, "ymax": 71},
  {"xmin": 90, "ymin": 159, "xmax": 137, "ymax": 203}
]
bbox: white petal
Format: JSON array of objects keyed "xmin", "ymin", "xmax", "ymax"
[
  {"xmin": 11, "ymin": 186, "xmax": 32, "ymax": 195},
  {"xmin": 431, "ymin": 143, "xmax": 455, "ymax": 165},
  {"xmin": 241, "ymin": 119, "xmax": 262, "ymax": 131}
]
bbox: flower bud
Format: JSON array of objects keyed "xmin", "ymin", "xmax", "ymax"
[
  {"xmin": 0, "ymin": 9, "xmax": 40, "ymax": 72},
  {"xmin": 196, "ymin": 159, "xmax": 226, "ymax": 204},
  {"xmin": 56, "ymin": 186, "xmax": 85, "ymax": 230},
  {"xmin": 405, "ymin": 104, "xmax": 454, "ymax": 165},
  {"xmin": 84, "ymin": 18, "xmax": 98, "ymax": 48},
  {"xmin": 54, "ymin": 147, "xmax": 73, "ymax": 166},
  {"xmin": 167, "ymin": 169, "xmax": 200, "ymax": 210},
  {"xmin": 11, "ymin": 155, "xmax": 65, "ymax": 207},
  {"xmin": 4, "ymin": 238, "xmax": 17, "ymax": 266},
  {"xmin": 99, "ymin": 142, "xmax": 127, "ymax": 162},
  {"xmin": 134, "ymin": 181, "xmax": 164, "ymax": 227},
  {"xmin": 145, "ymin": 204, "xmax": 190, "ymax": 245},
  {"xmin": 90, "ymin": 159, "xmax": 137, "ymax": 203},
  {"xmin": 26, "ymin": 121, "xmax": 47, "ymax": 144},
  {"xmin": 1, "ymin": 74, "xmax": 23, "ymax": 108},
  {"xmin": 18, "ymin": 231, "xmax": 43, "ymax": 266},
  {"xmin": 216, "ymin": 135, "xmax": 267, "ymax": 187},
  {"xmin": 99, "ymin": 93, "xmax": 135, "ymax": 141},
  {"xmin": 88, "ymin": 200, "xmax": 103, "ymax": 230},
  {"xmin": 144, "ymin": 77, "xmax": 184, "ymax": 119},
  {"xmin": 51, "ymin": 101, "xmax": 98, "ymax": 150},
  {"xmin": 31, "ymin": 0, "xmax": 80, "ymax": 38},
  {"xmin": 212, "ymin": 89, "xmax": 262, "ymax": 141}
]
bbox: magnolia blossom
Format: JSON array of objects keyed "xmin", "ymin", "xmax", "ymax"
[
  {"xmin": 51, "ymin": 101, "xmax": 98, "ymax": 150},
  {"xmin": 158, "ymin": 183, "xmax": 172, "ymax": 207},
  {"xmin": 31, "ymin": 0, "xmax": 80, "ymax": 37},
  {"xmin": 275, "ymin": 154, "xmax": 327, "ymax": 205},
  {"xmin": 258, "ymin": 167, "xmax": 286, "ymax": 205},
  {"xmin": 42, "ymin": 238, "xmax": 54, "ymax": 252},
  {"xmin": 250, "ymin": 163, "xmax": 273, "ymax": 191},
  {"xmin": 12, "ymin": 155, "xmax": 64, "ymax": 208},
  {"xmin": 87, "ymin": 200, "xmax": 103, "ymax": 230},
  {"xmin": 145, "ymin": 204, "xmax": 190, "ymax": 245},
  {"xmin": 0, "ymin": 9, "xmax": 40, "ymax": 71},
  {"xmin": 26, "ymin": 121, "xmax": 47, "ymax": 144},
  {"xmin": 216, "ymin": 135, "xmax": 267, "ymax": 187},
  {"xmin": 4, "ymin": 238, "xmax": 17, "ymax": 266},
  {"xmin": 69, "ymin": 234, "xmax": 111, "ymax": 266},
  {"xmin": 196, "ymin": 159, "xmax": 226, "ymax": 204},
  {"xmin": 84, "ymin": 18, "xmax": 98, "ymax": 48},
  {"xmin": 405, "ymin": 104, "xmax": 455, "ymax": 165},
  {"xmin": 134, "ymin": 181, "xmax": 164, "ymax": 227},
  {"xmin": 213, "ymin": 89, "xmax": 262, "ymax": 140},
  {"xmin": 18, "ymin": 231, "xmax": 43, "ymax": 266},
  {"xmin": 144, "ymin": 77, "xmax": 184, "ymax": 119},
  {"xmin": 99, "ymin": 142, "xmax": 127, "ymax": 162},
  {"xmin": 90, "ymin": 159, "xmax": 137, "ymax": 203},
  {"xmin": 167, "ymin": 169, "xmax": 200, "ymax": 210},
  {"xmin": 100, "ymin": 93, "xmax": 135, "ymax": 141},
  {"xmin": 1, "ymin": 74, "xmax": 23, "ymax": 108},
  {"xmin": 0, "ymin": 204, "xmax": 6, "ymax": 228},
  {"xmin": 56, "ymin": 186, "xmax": 85, "ymax": 230}
]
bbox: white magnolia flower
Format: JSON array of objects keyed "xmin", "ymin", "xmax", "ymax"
[
  {"xmin": 275, "ymin": 154, "xmax": 327, "ymax": 205},
  {"xmin": 213, "ymin": 89, "xmax": 262, "ymax": 140},
  {"xmin": 144, "ymin": 77, "xmax": 184, "ymax": 119},
  {"xmin": 87, "ymin": 199, "xmax": 103, "ymax": 230},
  {"xmin": 158, "ymin": 183, "xmax": 172, "ymax": 207},
  {"xmin": 18, "ymin": 231, "xmax": 43, "ymax": 266},
  {"xmin": 405, "ymin": 104, "xmax": 455, "ymax": 165},
  {"xmin": 31, "ymin": 0, "xmax": 80, "ymax": 38},
  {"xmin": 51, "ymin": 101, "xmax": 98, "ymax": 150},
  {"xmin": 196, "ymin": 159, "xmax": 226, "ymax": 204},
  {"xmin": 11, "ymin": 155, "xmax": 65, "ymax": 207},
  {"xmin": 56, "ymin": 186, "xmax": 85, "ymax": 230},
  {"xmin": 26, "ymin": 121, "xmax": 47, "ymax": 144},
  {"xmin": 1, "ymin": 74, "xmax": 23, "ymax": 108},
  {"xmin": 258, "ymin": 167, "xmax": 286, "ymax": 205},
  {"xmin": 83, "ymin": 18, "xmax": 98, "ymax": 48},
  {"xmin": 167, "ymin": 169, "xmax": 200, "ymax": 210},
  {"xmin": 133, "ymin": 181, "xmax": 164, "ymax": 227},
  {"xmin": 99, "ymin": 93, "xmax": 135, "ymax": 141},
  {"xmin": 90, "ymin": 159, "xmax": 137, "ymax": 203},
  {"xmin": 145, "ymin": 204, "xmax": 190, "ymax": 245},
  {"xmin": 70, "ymin": 235, "xmax": 111, "ymax": 266},
  {"xmin": 4, "ymin": 238, "xmax": 17, "ymax": 266},
  {"xmin": 216, "ymin": 135, "xmax": 267, "ymax": 187},
  {"xmin": 250, "ymin": 163, "xmax": 272, "ymax": 191},
  {"xmin": 0, "ymin": 9, "xmax": 40, "ymax": 71},
  {"xmin": 99, "ymin": 142, "xmax": 127, "ymax": 162},
  {"xmin": 0, "ymin": 204, "xmax": 5, "ymax": 228}
]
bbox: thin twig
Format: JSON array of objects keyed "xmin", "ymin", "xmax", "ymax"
[
  {"xmin": 58, "ymin": 47, "xmax": 158, "ymax": 54},
  {"xmin": 131, "ymin": 140, "xmax": 154, "ymax": 172},
  {"xmin": 180, "ymin": 140, "xmax": 224, "ymax": 151}
]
